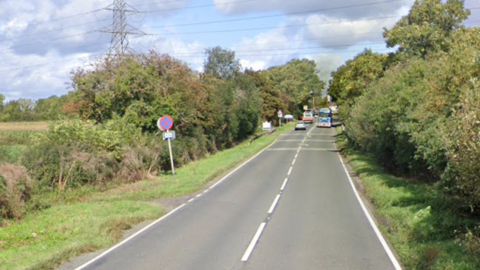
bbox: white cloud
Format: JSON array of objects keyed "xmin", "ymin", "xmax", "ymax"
[
  {"xmin": 0, "ymin": 0, "xmax": 476, "ymax": 101},
  {"xmin": 214, "ymin": 0, "xmax": 412, "ymax": 19}
]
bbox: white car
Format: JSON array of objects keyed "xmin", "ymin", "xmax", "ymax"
[{"xmin": 295, "ymin": 121, "xmax": 307, "ymax": 130}]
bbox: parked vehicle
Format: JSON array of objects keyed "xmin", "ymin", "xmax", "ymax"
[{"xmin": 295, "ymin": 121, "xmax": 307, "ymax": 130}]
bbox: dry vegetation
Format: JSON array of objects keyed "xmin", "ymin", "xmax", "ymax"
[{"xmin": 0, "ymin": 122, "xmax": 50, "ymax": 131}]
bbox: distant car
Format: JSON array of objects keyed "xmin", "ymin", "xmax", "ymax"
[
  {"xmin": 295, "ymin": 121, "xmax": 307, "ymax": 130},
  {"xmin": 284, "ymin": 114, "xmax": 294, "ymax": 120}
]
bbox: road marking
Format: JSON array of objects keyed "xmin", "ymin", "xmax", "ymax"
[
  {"xmin": 241, "ymin": 222, "xmax": 267, "ymax": 261},
  {"xmin": 196, "ymin": 194, "xmax": 202, "ymax": 198},
  {"xmin": 188, "ymin": 198, "xmax": 195, "ymax": 203},
  {"xmin": 268, "ymin": 195, "xmax": 281, "ymax": 214},
  {"xmin": 280, "ymin": 178, "xmax": 288, "ymax": 191},
  {"xmin": 208, "ymin": 141, "xmax": 276, "ymax": 190},
  {"xmin": 287, "ymin": 167, "xmax": 293, "ymax": 176},
  {"xmin": 75, "ymin": 140, "xmax": 278, "ymax": 270},
  {"xmin": 292, "ymin": 159, "xmax": 296, "ymax": 165},
  {"xmin": 74, "ymin": 203, "xmax": 188, "ymax": 270},
  {"xmin": 337, "ymin": 152, "xmax": 403, "ymax": 270}
]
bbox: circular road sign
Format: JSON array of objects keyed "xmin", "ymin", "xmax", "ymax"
[{"xmin": 158, "ymin": 115, "xmax": 174, "ymax": 131}]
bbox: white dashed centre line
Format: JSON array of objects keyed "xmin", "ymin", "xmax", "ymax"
[
  {"xmin": 241, "ymin": 128, "xmax": 311, "ymax": 263},
  {"xmin": 280, "ymin": 178, "xmax": 288, "ymax": 191},
  {"xmin": 268, "ymin": 195, "xmax": 281, "ymax": 214},
  {"xmin": 241, "ymin": 222, "xmax": 267, "ymax": 262}
]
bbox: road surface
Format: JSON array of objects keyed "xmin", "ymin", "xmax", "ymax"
[{"xmin": 72, "ymin": 123, "xmax": 401, "ymax": 270}]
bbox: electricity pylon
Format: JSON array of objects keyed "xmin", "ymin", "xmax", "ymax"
[{"xmin": 101, "ymin": 0, "xmax": 144, "ymax": 58}]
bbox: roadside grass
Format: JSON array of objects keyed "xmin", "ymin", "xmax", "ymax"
[
  {"xmin": 335, "ymin": 128, "xmax": 480, "ymax": 270},
  {"xmin": 0, "ymin": 123, "xmax": 294, "ymax": 270}
]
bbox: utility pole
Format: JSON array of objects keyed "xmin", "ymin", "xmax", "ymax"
[{"xmin": 101, "ymin": 0, "xmax": 144, "ymax": 58}]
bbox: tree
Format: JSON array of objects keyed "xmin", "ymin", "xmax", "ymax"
[
  {"xmin": 245, "ymin": 70, "xmax": 285, "ymax": 123},
  {"xmin": 35, "ymin": 96, "xmax": 63, "ymax": 120},
  {"xmin": 203, "ymin": 46, "xmax": 241, "ymax": 80},
  {"xmin": 266, "ymin": 59, "xmax": 324, "ymax": 116},
  {"xmin": 328, "ymin": 49, "xmax": 387, "ymax": 109},
  {"xmin": 383, "ymin": 0, "xmax": 470, "ymax": 58},
  {"xmin": 0, "ymin": 99, "xmax": 36, "ymax": 121}
]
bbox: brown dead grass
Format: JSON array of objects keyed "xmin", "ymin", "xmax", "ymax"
[{"xmin": 0, "ymin": 122, "xmax": 50, "ymax": 131}]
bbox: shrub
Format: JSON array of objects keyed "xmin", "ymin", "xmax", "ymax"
[
  {"xmin": 0, "ymin": 163, "xmax": 32, "ymax": 219},
  {"xmin": 443, "ymin": 82, "xmax": 480, "ymax": 211}
]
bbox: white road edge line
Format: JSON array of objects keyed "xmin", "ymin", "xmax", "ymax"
[
  {"xmin": 268, "ymin": 194, "xmax": 281, "ymax": 214},
  {"xmin": 75, "ymin": 140, "xmax": 277, "ymax": 270},
  {"xmin": 287, "ymin": 167, "xmax": 293, "ymax": 176},
  {"xmin": 292, "ymin": 159, "xmax": 296, "ymax": 165},
  {"xmin": 188, "ymin": 198, "xmax": 195, "ymax": 203},
  {"xmin": 74, "ymin": 203, "xmax": 188, "ymax": 270},
  {"xmin": 280, "ymin": 178, "xmax": 288, "ymax": 191},
  {"xmin": 337, "ymin": 152, "xmax": 403, "ymax": 270},
  {"xmin": 241, "ymin": 222, "xmax": 267, "ymax": 262}
]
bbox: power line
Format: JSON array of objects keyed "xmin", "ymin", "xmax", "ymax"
[
  {"xmin": 142, "ymin": 0, "xmax": 405, "ymax": 23},
  {"xmin": 2, "ymin": 5, "xmax": 110, "ymax": 33},
  {"xmin": 143, "ymin": 16, "xmax": 400, "ymax": 36},
  {"xmin": 0, "ymin": 18, "xmax": 110, "ymax": 43},
  {"xmin": 141, "ymin": 0, "xmax": 257, "ymax": 13}
]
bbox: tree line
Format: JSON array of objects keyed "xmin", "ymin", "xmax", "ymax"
[
  {"xmin": 328, "ymin": 0, "xmax": 480, "ymax": 212},
  {"xmin": 1, "ymin": 47, "xmax": 323, "ymax": 220}
]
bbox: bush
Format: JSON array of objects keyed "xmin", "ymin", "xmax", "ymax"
[
  {"xmin": 0, "ymin": 163, "xmax": 32, "ymax": 219},
  {"xmin": 443, "ymin": 82, "xmax": 480, "ymax": 211},
  {"xmin": 22, "ymin": 118, "xmax": 144, "ymax": 190}
]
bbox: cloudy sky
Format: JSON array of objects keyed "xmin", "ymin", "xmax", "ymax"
[{"xmin": 0, "ymin": 0, "xmax": 479, "ymax": 101}]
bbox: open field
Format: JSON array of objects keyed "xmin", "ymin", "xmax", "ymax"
[
  {"xmin": 0, "ymin": 123, "xmax": 48, "ymax": 163},
  {"xmin": 0, "ymin": 121, "xmax": 50, "ymax": 131}
]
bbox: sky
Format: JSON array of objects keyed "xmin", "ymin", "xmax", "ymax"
[{"xmin": 0, "ymin": 0, "xmax": 479, "ymax": 102}]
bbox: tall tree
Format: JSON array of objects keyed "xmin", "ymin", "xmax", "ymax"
[
  {"xmin": 245, "ymin": 70, "xmax": 285, "ymax": 123},
  {"xmin": 328, "ymin": 49, "xmax": 387, "ymax": 107},
  {"xmin": 266, "ymin": 59, "xmax": 324, "ymax": 115},
  {"xmin": 203, "ymin": 46, "xmax": 241, "ymax": 80},
  {"xmin": 383, "ymin": 0, "xmax": 470, "ymax": 58}
]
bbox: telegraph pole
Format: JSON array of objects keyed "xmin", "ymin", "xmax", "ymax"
[{"xmin": 101, "ymin": 0, "xmax": 144, "ymax": 58}]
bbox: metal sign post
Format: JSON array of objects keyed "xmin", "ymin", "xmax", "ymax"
[
  {"xmin": 167, "ymin": 136, "xmax": 175, "ymax": 176},
  {"xmin": 158, "ymin": 115, "xmax": 176, "ymax": 176}
]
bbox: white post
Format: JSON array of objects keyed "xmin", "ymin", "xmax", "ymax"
[{"xmin": 167, "ymin": 137, "xmax": 175, "ymax": 176}]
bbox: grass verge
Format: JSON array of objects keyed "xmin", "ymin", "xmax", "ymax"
[
  {"xmin": 0, "ymin": 123, "xmax": 294, "ymax": 270},
  {"xmin": 335, "ymin": 127, "xmax": 480, "ymax": 270}
]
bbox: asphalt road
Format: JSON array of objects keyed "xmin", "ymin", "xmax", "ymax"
[{"xmin": 73, "ymin": 123, "xmax": 401, "ymax": 270}]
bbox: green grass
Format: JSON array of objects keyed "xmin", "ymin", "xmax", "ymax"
[
  {"xmin": 0, "ymin": 130, "xmax": 43, "ymax": 145},
  {"xmin": 336, "ymin": 132, "xmax": 480, "ymax": 270},
  {"xmin": 0, "ymin": 130, "xmax": 44, "ymax": 164},
  {"xmin": 0, "ymin": 122, "xmax": 294, "ymax": 270}
]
